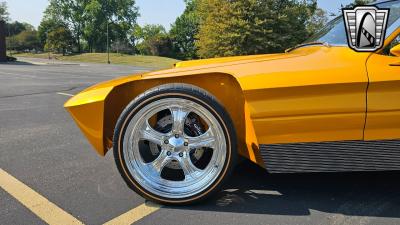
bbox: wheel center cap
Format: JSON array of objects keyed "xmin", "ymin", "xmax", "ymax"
[{"xmin": 168, "ymin": 136, "xmax": 184, "ymax": 150}]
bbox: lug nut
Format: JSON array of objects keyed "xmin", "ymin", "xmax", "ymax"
[
  {"xmin": 179, "ymin": 152, "xmax": 184, "ymax": 157},
  {"xmin": 167, "ymin": 151, "xmax": 172, "ymax": 156},
  {"xmin": 184, "ymin": 142, "xmax": 188, "ymax": 146},
  {"xmin": 164, "ymin": 140, "xmax": 169, "ymax": 144}
]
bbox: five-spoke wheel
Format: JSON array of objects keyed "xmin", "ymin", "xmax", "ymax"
[{"xmin": 113, "ymin": 84, "xmax": 237, "ymax": 204}]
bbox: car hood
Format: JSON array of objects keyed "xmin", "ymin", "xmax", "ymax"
[{"xmin": 174, "ymin": 53, "xmax": 285, "ymax": 68}]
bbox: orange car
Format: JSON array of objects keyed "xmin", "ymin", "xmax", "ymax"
[{"xmin": 65, "ymin": 1, "xmax": 400, "ymax": 205}]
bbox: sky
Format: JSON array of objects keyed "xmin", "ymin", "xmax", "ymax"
[{"xmin": 4, "ymin": 0, "xmax": 353, "ymax": 30}]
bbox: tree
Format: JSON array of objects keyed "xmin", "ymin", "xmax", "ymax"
[
  {"xmin": 196, "ymin": 0, "xmax": 319, "ymax": 58},
  {"xmin": 6, "ymin": 21, "xmax": 35, "ymax": 37},
  {"xmin": 42, "ymin": 0, "xmax": 139, "ymax": 53},
  {"xmin": 45, "ymin": 26, "xmax": 73, "ymax": 55},
  {"xmin": 38, "ymin": 18, "xmax": 67, "ymax": 49},
  {"xmin": 5, "ymin": 21, "xmax": 39, "ymax": 52},
  {"xmin": 44, "ymin": 0, "xmax": 87, "ymax": 52},
  {"xmin": 170, "ymin": 0, "xmax": 200, "ymax": 59},
  {"xmin": 0, "ymin": 1, "xmax": 9, "ymax": 21},
  {"xmin": 134, "ymin": 24, "xmax": 174, "ymax": 57},
  {"xmin": 82, "ymin": 0, "xmax": 139, "ymax": 52},
  {"xmin": 11, "ymin": 30, "xmax": 40, "ymax": 51}
]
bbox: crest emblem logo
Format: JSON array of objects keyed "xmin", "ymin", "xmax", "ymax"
[{"xmin": 343, "ymin": 6, "xmax": 389, "ymax": 52}]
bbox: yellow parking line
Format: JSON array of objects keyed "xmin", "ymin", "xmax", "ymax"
[
  {"xmin": 0, "ymin": 169, "xmax": 84, "ymax": 225},
  {"xmin": 103, "ymin": 202, "xmax": 161, "ymax": 225}
]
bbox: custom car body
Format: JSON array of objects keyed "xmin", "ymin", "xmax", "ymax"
[{"xmin": 65, "ymin": 0, "xmax": 400, "ymax": 204}]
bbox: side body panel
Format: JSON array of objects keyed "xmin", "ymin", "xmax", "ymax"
[
  {"xmin": 364, "ymin": 28, "xmax": 400, "ymax": 140},
  {"xmin": 365, "ymin": 53, "xmax": 400, "ymax": 140},
  {"xmin": 239, "ymin": 47, "xmax": 369, "ymax": 144}
]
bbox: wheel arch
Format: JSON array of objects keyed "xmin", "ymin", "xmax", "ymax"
[{"xmin": 103, "ymin": 72, "xmax": 264, "ymax": 167}]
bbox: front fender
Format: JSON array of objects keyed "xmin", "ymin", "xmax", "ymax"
[
  {"xmin": 64, "ymin": 74, "xmax": 142, "ymax": 155},
  {"xmin": 64, "ymin": 72, "xmax": 264, "ymax": 168},
  {"xmin": 64, "ymin": 87, "xmax": 113, "ymax": 155}
]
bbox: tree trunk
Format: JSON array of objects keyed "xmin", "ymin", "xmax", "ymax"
[
  {"xmin": 0, "ymin": 21, "xmax": 6, "ymax": 62},
  {"xmin": 77, "ymin": 26, "xmax": 81, "ymax": 53},
  {"xmin": 77, "ymin": 36, "xmax": 81, "ymax": 53}
]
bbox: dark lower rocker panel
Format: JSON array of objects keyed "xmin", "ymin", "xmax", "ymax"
[{"xmin": 260, "ymin": 140, "xmax": 400, "ymax": 173}]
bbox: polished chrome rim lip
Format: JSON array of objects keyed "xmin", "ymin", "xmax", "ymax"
[{"xmin": 122, "ymin": 98, "xmax": 227, "ymax": 199}]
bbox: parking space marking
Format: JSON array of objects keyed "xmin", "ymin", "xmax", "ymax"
[
  {"xmin": 57, "ymin": 92, "xmax": 75, "ymax": 97},
  {"xmin": 0, "ymin": 169, "xmax": 84, "ymax": 225},
  {"xmin": 103, "ymin": 202, "xmax": 161, "ymax": 225}
]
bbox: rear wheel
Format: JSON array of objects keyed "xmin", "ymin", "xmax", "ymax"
[{"xmin": 113, "ymin": 84, "xmax": 237, "ymax": 205}]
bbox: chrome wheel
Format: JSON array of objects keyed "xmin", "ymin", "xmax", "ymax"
[{"xmin": 122, "ymin": 98, "xmax": 227, "ymax": 199}]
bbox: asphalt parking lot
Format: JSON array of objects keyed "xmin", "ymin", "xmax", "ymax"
[{"xmin": 1, "ymin": 58, "xmax": 400, "ymax": 225}]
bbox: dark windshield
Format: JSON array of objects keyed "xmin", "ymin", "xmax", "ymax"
[{"xmin": 306, "ymin": 1, "xmax": 400, "ymax": 45}]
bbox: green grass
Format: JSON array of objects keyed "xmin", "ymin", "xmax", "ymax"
[{"xmin": 14, "ymin": 52, "xmax": 180, "ymax": 69}]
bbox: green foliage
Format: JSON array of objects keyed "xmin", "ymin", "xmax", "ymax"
[
  {"xmin": 170, "ymin": 0, "xmax": 200, "ymax": 59},
  {"xmin": 5, "ymin": 21, "xmax": 35, "ymax": 37},
  {"xmin": 44, "ymin": 0, "xmax": 86, "ymax": 52},
  {"xmin": 0, "ymin": 1, "xmax": 9, "ymax": 21},
  {"xmin": 45, "ymin": 26, "xmax": 73, "ymax": 55},
  {"xmin": 134, "ymin": 24, "xmax": 174, "ymax": 57},
  {"xmin": 38, "ymin": 18, "xmax": 67, "ymax": 49},
  {"xmin": 196, "ymin": 0, "xmax": 320, "ymax": 58},
  {"xmin": 5, "ymin": 20, "xmax": 39, "ymax": 52},
  {"xmin": 85, "ymin": 0, "xmax": 138, "ymax": 52},
  {"xmin": 31, "ymin": 0, "xmax": 331, "ymax": 59},
  {"xmin": 42, "ymin": 0, "xmax": 139, "ymax": 53},
  {"xmin": 134, "ymin": 24, "xmax": 166, "ymax": 43},
  {"xmin": 8, "ymin": 30, "xmax": 40, "ymax": 51}
]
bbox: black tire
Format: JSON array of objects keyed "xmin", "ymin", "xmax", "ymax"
[{"xmin": 113, "ymin": 83, "xmax": 237, "ymax": 205}]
